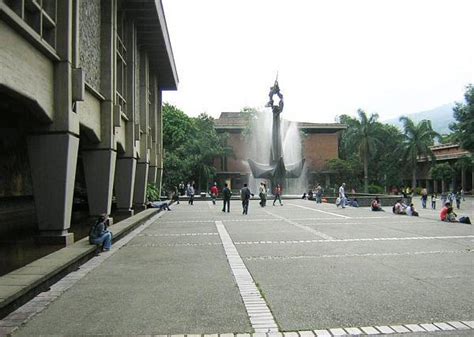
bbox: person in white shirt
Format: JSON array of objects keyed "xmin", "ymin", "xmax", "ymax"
[{"xmin": 338, "ymin": 183, "xmax": 346, "ymax": 208}]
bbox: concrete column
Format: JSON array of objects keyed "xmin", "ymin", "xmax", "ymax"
[
  {"xmin": 114, "ymin": 157, "xmax": 136, "ymax": 215},
  {"xmin": 148, "ymin": 164, "xmax": 157, "ymax": 185},
  {"xmin": 27, "ymin": 133, "xmax": 78, "ymax": 245},
  {"xmin": 133, "ymin": 162, "xmax": 149, "ymax": 209},
  {"xmin": 433, "ymin": 180, "xmax": 438, "ymax": 193},
  {"xmin": 82, "ymin": 149, "xmax": 117, "ymax": 216}
]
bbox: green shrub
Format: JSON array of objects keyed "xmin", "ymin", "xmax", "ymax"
[
  {"xmin": 368, "ymin": 184, "xmax": 384, "ymax": 194},
  {"xmin": 146, "ymin": 184, "xmax": 160, "ymax": 201}
]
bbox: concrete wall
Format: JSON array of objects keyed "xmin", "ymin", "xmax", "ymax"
[
  {"xmin": 0, "ymin": 21, "xmax": 54, "ymax": 123},
  {"xmin": 0, "ymin": 0, "xmax": 177, "ymax": 245}
]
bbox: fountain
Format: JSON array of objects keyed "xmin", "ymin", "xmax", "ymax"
[{"xmin": 247, "ymin": 79, "xmax": 305, "ymax": 191}]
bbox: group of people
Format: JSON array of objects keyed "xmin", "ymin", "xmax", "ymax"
[{"xmin": 205, "ymin": 181, "xmax": 285, "ymax": 215}]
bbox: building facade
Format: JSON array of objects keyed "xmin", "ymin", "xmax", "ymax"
[
  {"xmin": 0, "ymin": 0, "xmax": 178, "ymax": 244},
  {"xmin": 213, "ymin": 112, "xmax": 346, "ymax": 190},
  {"xmin": 416, "ymin": 143, "xmax": 472, "ymax": 193}
]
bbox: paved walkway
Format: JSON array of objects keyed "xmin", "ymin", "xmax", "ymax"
[{"xmin": 5, "ymin": 198, "xmax": 474, "ymax": 336}]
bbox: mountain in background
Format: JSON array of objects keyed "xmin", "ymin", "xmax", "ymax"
[{"xmin": 383, "ymin": 103, "xmax": 455, "ymax": 135}]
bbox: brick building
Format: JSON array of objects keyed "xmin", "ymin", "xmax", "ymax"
[{"xmin": 213, "ymin": 112, "xmax": 346, "ymax": 190}]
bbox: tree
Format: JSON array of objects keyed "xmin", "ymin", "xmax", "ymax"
[
  {"xmin": 450, "ymin": 84, "xmax": 474, "ymax": 152},
  {"xmin": 326, "ymin": 158, "xmax": 363, "ymax": 192},
  {"xmin": 430, "ymin": 163, "xmax": 454, "ymax": 193},
  {"xmin": 162, "ymin": 105, "xmax": 228, "ymax": 193},
  {"xmin": 342, "ymin": 109, "xmax": 382, "ymax": 193},
  {"xmin": 371, "ymin": 123, "xmax": 405, "ymax": 190},
  {"xmin": 400, "ymin": 117, "xmax": 441, "ymax": 191}
]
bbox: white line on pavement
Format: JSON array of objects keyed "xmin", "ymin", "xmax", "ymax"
[
  {"xmin": 244, "ymin": 250, "xmax": 470, "ymax": 261},
  {"xmin": 215, "ymin": 220, "xmax": 278, "ymax": 333},
  {"xmin": 287, "ymin": 203, "xmax": 351, "ymax": 219},
  {"xmin": 234, "ymin": 235, "xmax": 474, "ymax": 245},
  {"xmin": 263, "ymin": 210, "xmax": 335, "ymax": 240}
]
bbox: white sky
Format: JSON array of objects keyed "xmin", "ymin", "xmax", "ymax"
[{"xmin": 161, "ymin": 0, "xmax": 474, "ymax": 123}]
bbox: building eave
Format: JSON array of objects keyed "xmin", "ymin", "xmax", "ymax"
[{"xmin": 125, "ymin": 0, "xmax": 179, "ymax": 90}]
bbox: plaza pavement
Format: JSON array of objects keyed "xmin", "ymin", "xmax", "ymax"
[{"xmin": 7, "ymin": 197, "xmax": 474, "ymax": 336}]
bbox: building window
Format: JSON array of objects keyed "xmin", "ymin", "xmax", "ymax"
[
  {"xmin": 5, "ymin": 0, "xmax": 57, "ymax": 49},
  {"xmin": 116, "ymin": 8, "xmax": 127, "ymax": 117}
]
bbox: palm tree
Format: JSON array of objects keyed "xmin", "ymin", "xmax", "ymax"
[
  {"xmin": 400, "ymin": 117, "xmax": 441, "ymax": 191},
  {"xmin": 345, "ymin": 109, "xmax": 382, "ymax": 193}
]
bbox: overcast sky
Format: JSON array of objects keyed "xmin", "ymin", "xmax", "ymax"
[{"xmin": 161, "ymin": 0, "xmax": 474, "ymax": 123}]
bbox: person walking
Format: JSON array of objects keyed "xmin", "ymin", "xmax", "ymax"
[
  {"xmin": 421, "ymin": 188, "xmax": 428, "ymax": 209},
  {"xmin": 315, "ymin": 183, "xmax": 322, "ymax": 203},
  {"xmin": 240, "ymin": 183, "xmax": 253, "ymax": 215},
  {"xmin": 455, "ymin": 191, "xmax": 462, "ymax": 209},
  {"xmin": 338, "ymin": 183, "xmax": 347, "ymax": 208},
  {"xmin": 273, "ymin": 184, "xmax": 283, "ymax": 206},
  {"xmin": 187, "ymin": 182, "xmax": 195, "ymax": 205},
  {"xmin": 222, "ymin": 183, "xmax": 232, "ymax": 212},
  {"xmin": 431, "ymin": 193, "xmax": 437, "ymax": 210},
  {"xmin": 210, "ymin": 182, "xmax": 219, "ymax": 205},
  {"xmin": 259, "ymin": 182, "xmax": 267, "ymax": 207}
]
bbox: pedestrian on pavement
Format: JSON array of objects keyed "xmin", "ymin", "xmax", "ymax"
[
  {"xmin": 273, "ymin": 184, "xmax": 283, "ymax": 206},
  {"xmin": 89, "ymin": 214, "xmax": 112, "ymax": 251},
  {"xmin": 421, "ymin": 188, "xmax": 428, "ymax": 209},
  {"xmin": 259, "ymin": 182, "xmax": 267, "ymax": 207},
  {"xmin": 431, "ymin": 193, "xmax": 437, "ymax": 209},
  {"xmin": 187, "ymin": 182, "xmax": 195, "ymax": 205},
  {"xmin": 455, "ymin": 191, "xmax": 462, "ymax": 209},
  {"xmin": 315, "ymin": 183, "xmax": 323, "ymax": 203},
  {"xmin": 240, "ymin": 183, "xmax": 253, "ymax": 215},
  {"xmin": 338, "ymin": 183, "xmax": 347, "ymax": 208},
  {"xmin": 173, "ymin": 185, "xmax": 180, "ymax": 204},
  {"xmin": 222, "ymin": 183, "xmax": 232, "ymax": 212},
  {"xmin": 210, "ymin": 182, "xmax": 219, "ymax": 205}
]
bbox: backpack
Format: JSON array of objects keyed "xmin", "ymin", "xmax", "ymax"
[{"xmin": 459, "ymin": 216, "xmax": 471, "ymax": 224}]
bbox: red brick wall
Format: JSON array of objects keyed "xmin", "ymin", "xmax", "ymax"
[
  {"xmin": 302, "ymin": 133, "xmax": 339, "ymax": 172},
  {"xmin": 215, "ymin": 131, "xmax": 340, "ymax": 174}
]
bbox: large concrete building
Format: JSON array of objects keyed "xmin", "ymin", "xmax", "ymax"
[
  {"xmin": 0, "ymin": 0, "xmax": 178, "ymax": 244},
  {"xmin": 213, "ymin": 112, "xmax": 346, "ymax": 190}
]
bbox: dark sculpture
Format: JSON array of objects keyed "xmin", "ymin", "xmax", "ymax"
[{"xmin": 248, "ymin": 79, "xmax": 305, "ymax": 186}]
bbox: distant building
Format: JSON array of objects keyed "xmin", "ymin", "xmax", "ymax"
[
  {"xmin": 0, "ymin": 0, "xmax": 178, "ymax": 243},
  {"xmin": 213, "ymin": 112, "xmax": 346, "ymax": 190},
  {"xmin": 416, "ymin": 143, "xmax": 472, "ymax": 193}
]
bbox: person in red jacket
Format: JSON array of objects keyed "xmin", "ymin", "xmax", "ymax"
[
  {"xmin": 210, "ymin": 182, "xmax": 219, "ymax": 205},
  {"xmin": 440, "ymin": 202, "xmax": 451, "ymax": 221}
]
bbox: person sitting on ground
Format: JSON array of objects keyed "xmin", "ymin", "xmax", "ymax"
[
  {"xmin": 440, "ymin": 202, "xmax": 471, "ymax": 224},
  {"xmin": 347, "ymin": 198, "xmax": 359, "ymax": 207},
  {"xmin": 446, "ymin": 207, "xmax": 458, "ymax": 222},
  {"xmin": 89, "ymin": 214, "xmax": 113, "ymax": 251},
  {"xmin": 406, "ymin": 203, "xmax": 419, "ymax": 216},
  {"xmin": 301, "ymin": 192, "xmax": 307, "ymax": 199},
  {"xmin": 393, "ymin": 199, "xmax": 407, "ymax": 215},
  {"xmin": 146, "ymin": 200, "xmax": 171, "ymax": 211},
  {"xmin": 308, "ymin": 190, "xmax": 314, "ymax": 200},
  {"xmin": 371, "ymin": 197, "xmax": 383, "ymax": 211}
]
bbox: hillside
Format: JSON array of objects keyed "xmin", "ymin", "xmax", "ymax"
[{"xmin": 384, "ymin": 103, "xmax": 455, "ymax": 135}]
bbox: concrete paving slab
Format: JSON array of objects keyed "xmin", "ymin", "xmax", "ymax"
[{"xmin": 8, "ymin": 199, "xmax": 474, "ymax": 335}]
